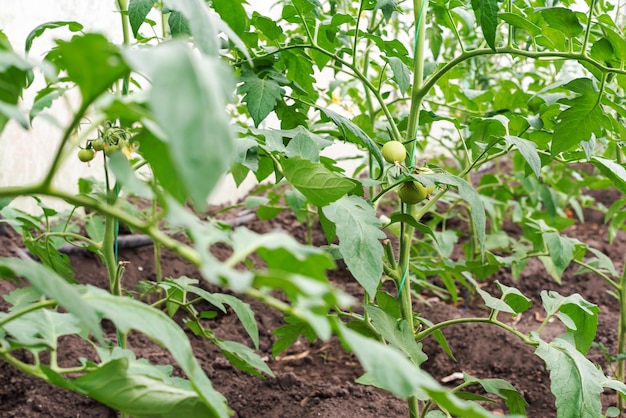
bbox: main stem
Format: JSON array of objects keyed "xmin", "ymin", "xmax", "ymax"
[{"xmin": 398, "ymin": 2, "xmax": 428, "ymax": 416}]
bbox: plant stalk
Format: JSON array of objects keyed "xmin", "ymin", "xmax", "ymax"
[{"xmin": 616, "ymin": 273, "xmax": 626, "ymax": 410}]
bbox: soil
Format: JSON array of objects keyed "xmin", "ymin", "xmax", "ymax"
[{"xmin": 0, "ymin": 187, "xmax": 625, "ymax": 417}]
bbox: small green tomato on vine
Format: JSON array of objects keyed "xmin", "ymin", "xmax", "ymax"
[
  {"xmin": 77, "ymin": 148, "xmax": 96, "ymax": 163},
  {"xmin": 398, "ymin": 181, "xmax": 433, "ymax": 204},
  {"xmin": 382, "ymin": 141, "xmax": 406, "ymax": 164}
]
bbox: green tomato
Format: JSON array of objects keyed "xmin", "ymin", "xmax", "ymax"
[
  {"xmin": 398, "ymin": 181, "xmax": 428, "ymax": 204},
  {"xmin": 104, "ymin": 144, "xmax": 120, "ymax": 156},
  {"xmin": 91, "ymin": 139, "xmax": 106, "ymax": 152},
  {"xmin": 382, "ymin": 141, "xmax": 406, "ymax": 164},
  {"xmin": 78, "ymin": 148, "xmax": 96, "ymax": 163}
]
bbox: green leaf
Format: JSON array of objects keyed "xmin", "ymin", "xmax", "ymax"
[
  {"xmin": 387, "ymin": 213, "xmax": 437, "ymax": 242},
  {"xmin": 384, "ymin": 56, "xmax": 410, "ymax": 95},
  {"xmin": 591, "ymin": 157, "xmax": 626, "ymax": 194},
  {"xmin": 23, "ymin": 234, "xmax": 75, "ymax": 283},
  {"xmin": 532, "ymin": 335, "xmax": 608, "ymax": 418},
  {"xmin": 2, "ymin": 309, "xmax": 80, "ymax": 350},
  {"xmin": 0, "ymin": 43, "xmax": 30, "ymax": 132},
  {"xmin": 601, "ymin": 25, "xmax": 626, "ymax": 60},
  {"xmin": 171, "ymin": 277, "xmax": 259, "ymax": 349},
  {"xmin": 505, "ymin": 135, "xmax": 541, "ymax": 178},
  {"xmin": 214, "ymin": 339, "xmax": 273, "ymax": 378},
  {"xmin": 82, "ymin": 286, "xmax": 228, "ymax": 417},
  {"xmin": 24, "ymin": 21, "xmax": 84, "ymax": 53},
  {"xmin": 374, "ymin": 0, "xmax": 396, "ymax": 22},
  {"xmin": 495, "ymin": 281, "xmax": 532, "ymax": 314},
  {"xmin": 499, "ymin": 12, "xmax": 540, "ymax": 36},
  {"xmin": 168, "ymin": 10, "xmax": 191, "ymax": 36},
  {"xmin": 211, "ymin": 0, "xmax": 248, "ymax": 36},
  {"xmin": 126, "ymin": 41, "xmax": 235, "ymax": 211},
  {"xmin": 422, "ymin": 172, "xmax": 486, "ymax": 255},
  {"xmin": 318, "ymin": 107, "xmax": 384, "ymax": 174},
  {"xmin": 544, "ymin": 232, "xmax": 575, "ymax": 281},
  {"xmin": 72, "ymin": 358, "xmax": 217, "ymax": 417},
  {"xmin": 237, "ymin": 71, "xmax": 284, "ymax": 127},
  {"xmin": 337, "ymin": 322, "xmax": 495, "ymax": 417},
  {"xmin": 0, "ymin": 258, "xmax": 103, "ymax": 344},
  {"xmin": 464, "ymin": 373, "xmax": 528, "ymax": 415},
  {"xmin": 50, "ymin": 34, "xmax": 129, "ymax": 104},
  {"xmin": 541, "ymin": 291, "xmax": 599, "ymax": 354},
  {"xmin": 551, "ymin": 92, "xmax": 606, "ymax": 156},
  {"xmin": 272, "ymin": 316, "xmax": 316, "ymax": 357},
  {"xmin": 471, "ymin": 0, "xmax": 499, "ymax": 50},
  {"xmin": 282, "ymin": 157, "xmax": 355, "ymax": 207},
  {"xmin": 128, "ymin": 0, "xmax": 157, "ymax": 37},
  {"xmin": 252, "ymin": 12, "xmax": 283, "ymax": 41},
  {"xmin": 365, "ymin": 305, "xmax": 427, "ymax": 367},
  {"xmin": 539, "ymin": 7, "xmax": 584, "ymax": 38},
  {"xmin": 162, "ymin": 0, "xmax": 219, "ymax": 55},
  {"xmin": 322, "ymin": 196, "xmax": 385, "ymax": 298},
  {"xmin": 468, "ymin": 277, "xmax": 517, "ymax": 314}
]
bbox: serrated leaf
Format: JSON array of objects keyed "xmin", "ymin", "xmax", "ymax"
[
  {"xmin": 282, "ymin": 157, "xmax": 355, "ymax": 207},
  {"xmin": 237, "ymin": 72, "xmax": 284, "ymax": 127},
  {"xmin": 421, "ymin": 172, "xmax": 486, "ymax": 256},
  {"xmin": 551, "ymin": 93, "xmax": 605, "ymax": 156},
  {"xmin": 471, "ymin": 0, "xmax": 499, "ymax": 50},
  {"xmin": 126, "ymin": 41, "xmax": 235, "ymax": 211},
  {"xmin": 129, "ymin": 0, "xmax": 157, "ymax": 37},
  {"xmin": 319, "ymin": 107, "xmax": 384, "ymax": 174},
  {"xmin": 322, "ymin": 196, "xmax": 385, "ymax": 298},
  {"xmin": 505, "ymin": 135, "xmax": 541, "ymax": 178},
  {"xmin": 532, "ymin": 335, "xmax": 608, "ymax": 418},
  {"xmin": 24, "ymin": 21, "xmax": 84, "ymax": 53}
]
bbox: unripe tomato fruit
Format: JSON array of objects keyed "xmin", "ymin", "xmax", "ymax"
[
  {"xmin": 78, "ymin": 148, "xmax": 96, "ymax": 162},
  {"xmin": 104, "ymin": 144, "xmax": 120, "ymax": 156},
  {"xmin": 398, "ymin": 181, "xmax": 428, "ymax": 204},
  {"xmin": 382, "ymin": 141, "xmax": 406, "ymax": 164},
  {"xmin": 91, "ymin": 139, "xmax": 105, "ymax": 151}
]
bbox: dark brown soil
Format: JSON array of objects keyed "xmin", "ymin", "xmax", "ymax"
[{"xmin": 0, "ymin": 189, "xmax": 624, "ymax": 417}]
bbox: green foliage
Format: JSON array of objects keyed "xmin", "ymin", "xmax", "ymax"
[
  {"xmin": 3, "ymin": 0, "xmax": 626, "ymax": 416},
  {"xmin": 322, "ymin": 196, "xmax": 385, "ymax": 298}
]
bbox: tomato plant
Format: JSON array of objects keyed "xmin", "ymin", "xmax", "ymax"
[{"xmin": 1, "ymin": 0, "xmax": 626, "ymax": 417}]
